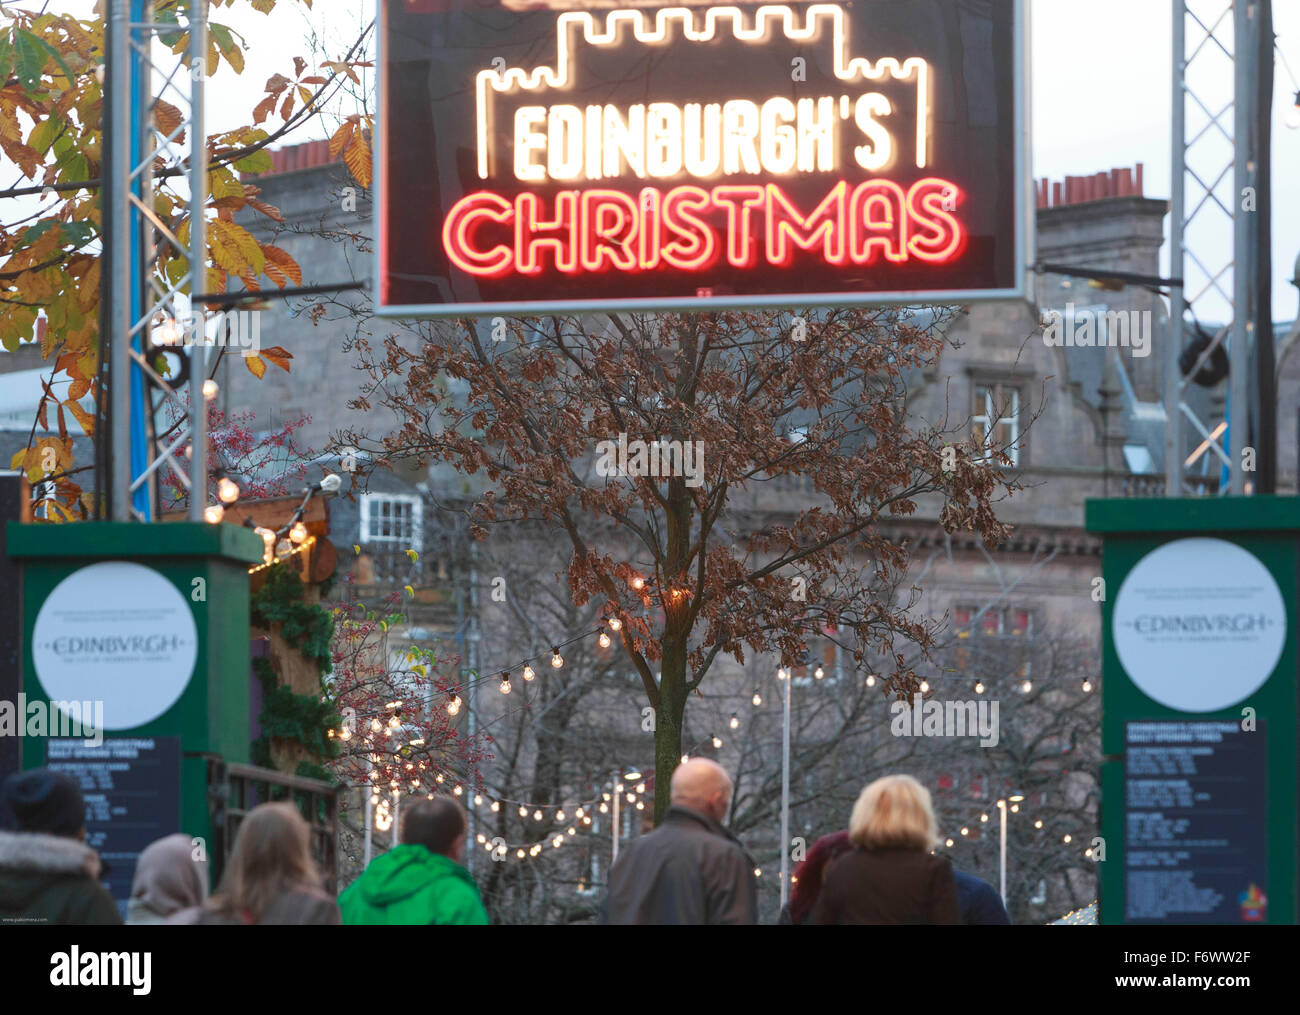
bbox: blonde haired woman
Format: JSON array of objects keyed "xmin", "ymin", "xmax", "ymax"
[
  {"xmin": 810, "ymin": 775, "xmax": 959, "ymax": 925},
  {"xmin": 198, "ymin": 802, "xmax": 340, "ymax": 925}
]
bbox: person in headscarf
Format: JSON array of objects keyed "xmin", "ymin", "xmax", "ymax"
[{"xmin": 127, "ymin": 833, "xmax": 209, "ymax": 925}]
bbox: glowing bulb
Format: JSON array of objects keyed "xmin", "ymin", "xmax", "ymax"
[
  {"xmin": 218, "ymin": 478, "xmax": 239, "ymax": 504},
  {"xmin": 974, "ymin": 681, "xmax": 985, "ymax": 694},
  {"xmin": 1063, "ymin": 834, "xmax": 1072, "ymax": 844},
  {"xmin": 598, "ymin": 632, "xmax": 611, "ymax": 648},
  {"xmin": 980, "ymin": 813, "xmax": 989, "ymax": 823},
  {"xmin": 920, "ymin": 680, "xmax": 930, "ymax": 693},
  {"xmin": 729, "ymin": 713, "xmax": 739, "ymax": 730},
  {"xmin": 550, "ymin": 650, "xmax": 563, "ymax": 669},
  {"xmin": 865, "ymin": 675, "xmax": 876, "ymax": 687},
  {"xmin": 777, "ymin": 668, "xmax": 787, "ymax": 681},
  {"xmin": 256, "ymin": 526, "xmax": 275, "ymax": 545},
  {"xmin": 814, "ymin": 666, "xmax": 824, "ymax": 679},
  {"xmin": 370, "ymin": 718, "xmax": 382, "ymax": 732},
  {"xmin": 711, "ymin": 735, "xmax": 722, "ymax": 749},
  {"xmin": 945, "ymin": 838, "xmax": 954, "ymax": 847},
  {"xmin": 752, "ymin": 691, "xmax": 762, "ymax": 706},
  {"xmin": 204, "ymin": 504, "xmax": 224, "ymax": 524},
  {"xmin": 608, "ymin": 616, "xmax": 622, "ymax": 631},
  {"xmin": 599, "ymin": 802, "xmax": 608, "ymax": 814},
  {"xmin": 474, "ymin": 794, "xmax": 483, "ymax": 806},
  {"xmin": 499, "ymin": 675, "xmax": 511, "ymax": 695},
  {"xmin": 339, "ymin": 726, "xmax": 351, "ymax": 741},
  {"xmin": 1021, "ymin": 679, "xmax": 1032, "ymax": 693},
  {"xmin": 518, "ymin": 806, "xmax": 528, "ymax": 817},
  {"xmin": 1034, "ymin": 819, "xmax": 1043, "ymax": 829},
  {"xmin": 490, "ymin": 801, "xmax": 500, "ymax": 813},
  {"xmin": 533, "ymin": 810, "xmax": 542, "ymax": 821},
  {"xmin": 631, "ymin": 577, "xmax": 645, "ymax": 590},
  {"xmin": 290, "ymin": 522, "xmax": 308, "ymax": 544},
  {"xmin": 447, "ymin": 694, "xmax": 462, "ymax": 715},
  {"xmin": 635, "ymin": 782, "xmax": 645, "ymax": 793},
  {"xmin": 635, "ymin": 801, "xmax": 644, "ymax": 811},
  {"xmin": 960, "ymin": 827, "xmax": 969, "ymax": 836},
  {"xmin": 1081, "ymin": 680, "xmax": 1093, "ymax": 693},
  {"xmin": 556, "ymin": 810, "xmax": 566, "ymax": 822},
  {"xmin": 202, "ymin": 379, "xmax": 219, "ymax": 401}
]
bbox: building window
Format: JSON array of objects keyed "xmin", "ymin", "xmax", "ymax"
[
  {"xmin": 972, "ymin": 384, "xmax": 1021, "ymax": 466},
  {"xmin": 360, "ymin": 493, "xmax": 422, "ymax": 547},
  {"xmin": 954, "ymin": 606, "xmax": 1033, "ymax": 639}
]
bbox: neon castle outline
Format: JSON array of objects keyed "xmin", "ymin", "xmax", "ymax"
[{"xmin": 473, "ymin": 4, "xmax": 931, "ymax": 180}]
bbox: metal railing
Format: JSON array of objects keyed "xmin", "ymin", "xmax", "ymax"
[{"xmin": 208, "ymin": 760, "xmax": 340, "ymax": 894}]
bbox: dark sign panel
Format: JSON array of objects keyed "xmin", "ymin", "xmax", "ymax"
[
  {"xmin": 1124, "ymin": 721, "xmax": 1269, "ymax": 924},
  {"xmin": 47, "ymin": 737, "xmax": 182, "ymax": 917},
  {"xmin": 377, "ymin": 0, "xmax": 1029, "ymax": 315}
]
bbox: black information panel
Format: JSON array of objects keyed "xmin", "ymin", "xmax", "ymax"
[
  {"xmin": 1124, "ymin": 721, "xmax": 1269, "ymax": 923},
  {"xmin": 47, "ymin": 737, "xmax": 182, "ymax": 917}
]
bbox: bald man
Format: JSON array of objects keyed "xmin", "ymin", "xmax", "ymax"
[{"xmin": 599, "ymin": 759, "xmax": 757, "ymax": 925}]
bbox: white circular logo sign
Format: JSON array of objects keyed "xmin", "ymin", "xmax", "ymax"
[
  {"xmin": 32, "ymin": 562, "xmax": 198, "ymax": 730},
  {"xmin": 1113, "ymin": 537, "xmax": 1286, "ymax": 712}
]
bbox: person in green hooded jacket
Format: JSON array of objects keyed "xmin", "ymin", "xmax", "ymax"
[{"xmin": 340, "ymin": 796, "xmax": 488, "ymax": 925}]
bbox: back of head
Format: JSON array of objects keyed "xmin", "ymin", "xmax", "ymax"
[
  {"xmin": 211, "ymin": 802, "xmax": 319, "ymax": 921},
  {"xmin": 131, "ymin": 833, "xmax": 208, "ymax": 917},
  {"xmin": 669, "ymin": 758, "xmax": 733, "ymax": 822},
  {"xmin": 400, "ymin": 797, "xmax": 466, "ymax": 857},
  {"xmin": 1, "ymin": 768, "xmax": 85, "ymax": 838},
  {"xmin": 848, "ymin": 774, "xmax": 937, "ymax": 851}
]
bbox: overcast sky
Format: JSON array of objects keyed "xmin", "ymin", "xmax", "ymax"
[{"xmin": 24, "ymin": 1, "xmax": 1300, "ymax": 321}]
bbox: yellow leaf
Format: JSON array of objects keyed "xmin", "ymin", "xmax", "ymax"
[
  {"xmin": 244, "ymin": 354, "xmax": 266, "ymax": 379},
  {"xmin": 343, "ymin": 130, "xmax": 371, "ymax": 189},
  {"xmin": 405, "ymin": 549, "xmax": 419, "ymax": 562},
  {"xmin": 328, "ymin": 120, "xmax": 354, "ymax": 160},
  {"xmin": 404, "ymin": 585, "xmax": 415, "ymax": 598},
  {"xmin": 353, "ymin": 544, "xmax": 361, "ymax": 555}
]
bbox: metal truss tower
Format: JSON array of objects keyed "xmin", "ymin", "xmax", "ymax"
[
  {"xmin": 104, "ymin": 0, "xmax": 207, "ymax": 521},
  {"xmin": 1167, "ymin": 0, "xmax": 1271, "ymax": 497}
]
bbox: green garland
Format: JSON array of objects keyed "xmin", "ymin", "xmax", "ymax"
[{"xmin": 250, "ymin": 563, "xmax": 339, "ymax": 780}]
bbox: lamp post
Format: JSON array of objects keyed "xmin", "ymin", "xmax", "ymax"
[
  {"xmin": 611, "ymin": 767, "xmax": 640, "ymax": 865},
  {"xmin": 997, "ymin": 792, "xmax": 1025, "ymax": 908},
  {"xmin": 778, "ymin": 667, "xmax": 792, "ymax": 908}
]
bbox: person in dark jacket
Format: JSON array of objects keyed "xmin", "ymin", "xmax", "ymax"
[
  {"xmin": 954, "ymin": 870, "xmax": 1011, "ymax": 925},
  {"xmin": 0, "ymin": 768, "xmax": 122, "ymax": 925},
  {"xmin": 600, "ymin": 758, "xmax": 756, "ymax": 925},
  {"xmin": 340, "ymin": 796, "xmax": 488, "ymax": 925},
  {"xmin": 197, "ymin": 802, "xmax": 340, "ymax": 925},
  {"xmin": 811, "ymin": 774, "xmax": 960, "ymax": 925}
]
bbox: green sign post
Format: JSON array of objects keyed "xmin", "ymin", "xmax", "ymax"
[
  {"xmin": 1087, "ymin": 497, "xmax": 1298, "ymax": 925},
  {"xmin": 7, "ymin": 522, "xmax": 261, "ymax": 906}
]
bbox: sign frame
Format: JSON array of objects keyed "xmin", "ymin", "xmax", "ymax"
[{"xmin": 373, "ymin": 0, "xmax": 1034, "ymax": 318}]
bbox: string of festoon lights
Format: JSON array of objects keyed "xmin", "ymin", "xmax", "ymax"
[
  {"xmin": 199, "ymin": 470, "xmax": 343, "ymax": 573},
  {"xmin": 935, "ymin": 800, "xmax": 1096, "ymax": 860}
]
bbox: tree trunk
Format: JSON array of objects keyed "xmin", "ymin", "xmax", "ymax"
[{"xmin": 653, "ymin": 635, "xmax": 687, "ymax": 823}]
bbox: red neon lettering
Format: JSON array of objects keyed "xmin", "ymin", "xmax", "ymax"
[
  {"xmin": 907, "ymin": 178, "xmax": 964, "ymax": 263},
  {"xmin": 711, "ymin": 185, "xmax": 765, "ymax": 268},
  {"xmin": 516, "ymin": 192, "xmax": 579, "ymax": 274},
  {"xmin": 849, "ymin": 180, "xmax": 907, "ymax": 264},
  {"xmin": 661, "ymin": 186, "xmax": 717, "ymax": 270},
  {"xmin": 580, "ymin": 190, "xmax": 639, "ymax": 272},
  {"xmin": 765, "ymin": 181, "xmax": 847, "ymax": 267},
  {"xmin": 440, "ymin": 178, "xmax": 966, "ymax": 279},
  {"xmin": 443, "ymin": 192, "xmax": 514, "ymax": 277}
]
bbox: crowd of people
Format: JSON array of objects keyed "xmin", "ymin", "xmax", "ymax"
[{"xmin": 0, "ymin": 761, "xmax": 1008, "ymax": 925}]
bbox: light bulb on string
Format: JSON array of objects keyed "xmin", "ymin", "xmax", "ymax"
[
  {"xmin": 447, "ymin": 693, "xmax": 462, "ymax": 716},
  {"xmin": 598, "ymin": 631, "xmax": 611, "ymax": 648},
  {"xmin": 711, "ymin": 734, "xmax": 722, "ymax": 749},
  {"xmin": 1081, "ymin": 679, "xmax": 1093, "ymax": 693},
  {"xmin": 631, "ymin": 576, "xmax": 645, "ymax": 591},
  {"xmin": 499, "ymin": 673, "xmax": 512, "ymax": 695},
  {"xmin": 974, "ymin": 681, "xmax": 985, "ymax": 694},
  {"xmin": 751, "ymin": 690, "xmax": 762, "ymax": 706},
  {"xmin": 518, "ymin": 806, "xmax": 528, "ymax": 817},
  {"xmin": 865, "ymin": 674, "xmax": 876, "ymax": 687},
  {"xmin": 729, "ymin": 713, "xmax": 739, "ymax": 730},
  {"xmin": 204, "ymin": 504, "xmax": 224, "ymax": 525},
  {"xmin": 522, "ymin": 664, "xmax": 535, "ymax": 682},
  {"xmin": 550, "ymin": 649, "xmax": 563, "ymax": 669},
  {"xmin": 218, "ymin": 478, "xmax": 240, "ymax": 504},
  {"xmin": 290, "ymin": 522, "xmax": 308, "ymax": 544},
  {"xmin": 202, "ymin": 379, "xmax": 219, "ymax": 401},
  {"xmin": 814, "ymin": 666, "xmax": 824, "ymax": 679},
  {"xmin": 607, "ymin": 616, "xmax": 622, "ymax": 631}
]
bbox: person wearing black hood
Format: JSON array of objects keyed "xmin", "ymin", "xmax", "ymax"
[{"xmin": 0, "ymin": 768, "xmax": 122, "ymax": 925}]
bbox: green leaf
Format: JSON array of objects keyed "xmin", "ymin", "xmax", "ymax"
[
  {"xmin": 30, "ymin": 115, "xmax": 64, "ymax": 156},
  {"xmin": 233, "ymin": 149, "xmax": 273, "ymax": 174}
]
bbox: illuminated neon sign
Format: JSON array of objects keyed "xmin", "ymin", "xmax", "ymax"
[{"xmin": 377, "ymin": 0, "xmax": 1028, "ymax": 315}]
